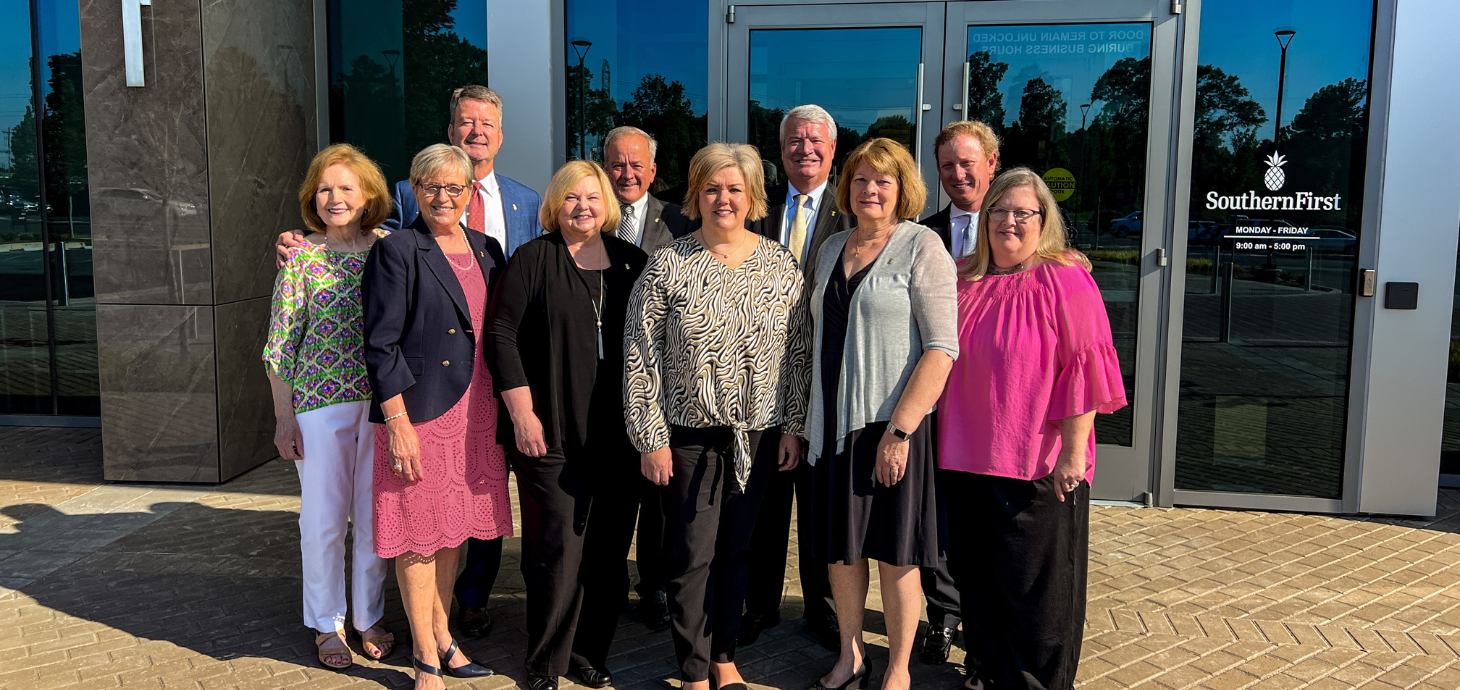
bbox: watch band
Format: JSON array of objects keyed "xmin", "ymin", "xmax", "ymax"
[{"xmin": 886, "ymin": 422, "xmax": 910, "ymax": 441}]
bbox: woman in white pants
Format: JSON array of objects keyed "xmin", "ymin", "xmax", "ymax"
[{"xmin": 264, "ymin": 144, "xmax": 396, "ymax": 670}]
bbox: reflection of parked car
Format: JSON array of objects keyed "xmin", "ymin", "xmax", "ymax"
[
  {"xmin": 1, "ymin": 188, "xmax": 39, "ymax": 219},
  {"xmin": 1302, "ymin": 227, "xmax": 1357, "ymax": 254},
  {"xmin": 94, "ymin": 187, "xmax": 199, "ymax": 219},
  {"xmin": 1188, "ymin": 220, "xmax": 1218, "ymax": 245},
  {"xmin": 1110, "ymin": 211, "xmax": 1141, "ymax": 238}
]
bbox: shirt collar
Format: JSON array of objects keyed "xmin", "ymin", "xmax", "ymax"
[
  {"xmin": 788, "ymin": 179, "xmax": 829, "ymax": 211},
  {"xmin": 627, "ymin": 192, "xmax": 651, "ymax": 219},
  {"xmin": 476, "ymin": 171, "xmax": 499, "ymax": 196},
  {"xmin": 950, "ymin": 203, "xmax": 976, "ymax": 221}
]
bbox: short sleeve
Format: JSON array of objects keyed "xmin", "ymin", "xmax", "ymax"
[
  {"xmin": 1046, "ymin": 262, "xmax": 1127, "ymax": 420},
  {"xmin": 262, "ymin": 249, "xmax": 308, "ymax": 382}
]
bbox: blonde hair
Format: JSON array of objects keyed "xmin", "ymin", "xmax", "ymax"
[
  {"xmin": 298, "ymin": 144, "xmax": 391, "ymax": 234},
  {"xmin": 934, "ymin": 120, "xmax": 1002, "ymax": 172},
  {"xmin": 450, "ymin": 85, "xmax": 503, "ymax": 124},
  {"xmin": 835, "ymin": 138, "xmax": 927, "ymax": 220},
  {"xmin": 960, "ymin": 167, "xmax": 1089, "ymax": 281},
  {"xmin": 408, "ymin": 144, "xmax": 473, "ymax": 188},
  {"xmin": 539, "ymin": 160, "xmax": 621, "ymax": 233},
  {"xmin": 681, "ymin": 142, "xmax": 768, "ymax": 222}
]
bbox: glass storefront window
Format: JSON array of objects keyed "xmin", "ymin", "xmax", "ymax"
[
  {"xmin": 0, "ymin": 0, "xmax": 95, "ymax": 417},
  {"xmin": 327, "ymin": 0, "xmax": 488, "ymax": 184},
  {"xmin": 564, "ymin": 0, "xmax": 708, "ymax": 196},
  {"xmin": 1176, "ymin": 0, "xmax": 1375, "ymax": 498}
]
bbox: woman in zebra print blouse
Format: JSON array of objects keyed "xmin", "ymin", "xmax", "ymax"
[{"xmin": 623, "ymin": 142, "xmax": 812, "ymax": 690}]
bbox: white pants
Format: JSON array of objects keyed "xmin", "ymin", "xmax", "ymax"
[{"xmin": 295, "ymin": 400, "xmax": 386, "ymax": 633}]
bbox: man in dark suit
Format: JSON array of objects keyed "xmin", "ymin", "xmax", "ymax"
[
  {"xmin": 914, "ymin": 119, "xmax": 1001, "ymax": 666},
  {"xmin": 600, "ymin": 125, "xmax": 689, "ymax": 633},
  {"xmin": 741, "ymin": 104, "xmax": 853, "ymax": 652}
]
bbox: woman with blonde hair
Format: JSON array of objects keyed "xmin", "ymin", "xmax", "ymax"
[
  {"xmin": 806, "ymin": 138, "xmax": 959, "ymax": 690},
  {"xmin": 624, "ymin": 142, "xmax": 811, "ymax": 690},
  {"xmin": 489, "ymin": 160, "xmax": 647, "ymax": 690},
  {"xmin": 264, "ymin": 143, "xmax": 395, "ymax": 671},
  {"xmin": 939, "ymin": 167, "xmax": 1123, "ymax": 690},
  {"xmin": 364, "ymin": 144, "xmax": 511, "ymax": 689}
]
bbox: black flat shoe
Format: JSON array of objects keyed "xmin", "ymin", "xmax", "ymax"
[
  {"xmin": 920, "ymin": 625, "xmax": 958, "ymax": 665},
  {"xmin": 737, "ymin": 610, "xmax": 781, "ymax": 646},
  {"xmin": 575, "ymin": 665, "xmax": 613, "ymax": 688},
  {"xmin": 459, "ymin": 606, "xmax": 494, "ymax": 638},
  {"xmin": 639, "ymin": 588, "xmax": 671, "ymax": 632},
  {"xmin": 437, "ymin": 638, "xmax": 493, "ymax": 678},
  {"xmin": 527, "ymin": 673, "xmax": 559, "ymax": 690},
  {"xmin": 808, "ymin": 664, "xmax": 868, "ymax": 690}
]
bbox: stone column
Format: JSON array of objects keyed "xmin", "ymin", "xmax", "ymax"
[{"xmin": 80, "ymin": 0, "xmax": 317, "ymax": 482}]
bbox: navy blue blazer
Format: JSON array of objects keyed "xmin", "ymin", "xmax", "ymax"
[
  {"xmin": 381, "ymin": 175, "xmax": 543, "ymax": 257},
  {"xmin": 362, "ymin": 215, "xmax": 507, "ymax": 424}
]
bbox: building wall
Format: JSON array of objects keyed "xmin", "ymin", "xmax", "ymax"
[{"xmin": 80, "ymin": 0, "xmax": 316, "ymax": 481}]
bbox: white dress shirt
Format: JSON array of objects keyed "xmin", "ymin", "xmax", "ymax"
[
  {"xmin": 626, "ymin": 192, "xmax": 651, "ymax": 247},
  {"xmin": 779, "ymin": 180, "xmax": 830, "ymax": 255},
  {"xmin": 950, "ymin": 205, "xmax": 979, "ymax": 258},
  {"xmin": 465, "ymin": 171, "xmax": 509, "ymax": 252}
]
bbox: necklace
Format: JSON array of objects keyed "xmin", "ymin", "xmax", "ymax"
[
  {"xmin": 702, "ymin": 230, "xmax": 752, "ymax": 260},
  {"xmin": 988, "ymin": 259, "xmax": 1031, "ymax": 275},
  {"xmin": 443, "ymin": 225, "xmax": 476, "ymax": 271},
  {"xmin": 850, "ymin": 226, "xmax": 893, "ymax": 258},
  {"xmin": 571, "ymin": 239, "xmax": 610, "ymax": 359}
]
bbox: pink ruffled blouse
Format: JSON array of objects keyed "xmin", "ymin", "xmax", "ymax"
[{"xmin": 937, "ymin": 261, "xmax": 1127, "ymax": 484}]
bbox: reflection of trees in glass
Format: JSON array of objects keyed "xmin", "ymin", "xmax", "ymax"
[
  {"xmin": 1281, "ymin": 78, "xmax": 1368, "ymax": 228},
  {"xmin": 4, "ymin": 105, "xmax": 40, "ymax": 201},
  {"xmin": 966, "ymin": 51, "xmax": 1008, "ymax": 126},
  {"xmin": 402, "ymin": 0, "xmax": 488, "ymax": 153},
  {"xmin": 42, "ymin": 51, "xmax": 88, "ymax": 229},
  {"xmin": 565, "ymin": 62, "xmax": 616, "ymax": 158},
  {"xmin": 865, "ymin": 115, "xmax": 914, "ymax": 151},
  {"xmin": 565, "ymin": 63, "xmax": 708, "ymax": 188},
  {"xmin": 1086, "ymin": 57, "xmax": 1150, "ymax": 218},
  {"xmin": 747, "ymin": 100, "xmax": 785, "ymax": 183},
  {"xmin": 1004, "ymin": 78, "xmax": 1067, "ymax": 172},
  {"xmin": 1191, "ymin": 65, "xmax": 1267, "ymax": 214},
  {"xmin": 336, "ymin": 54, "xmax": 409, "ymax": 181}
]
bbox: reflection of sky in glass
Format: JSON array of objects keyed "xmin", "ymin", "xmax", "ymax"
[
  {"xmin": 751, "ymin": 28, "xmax": 920, "ymax": 136},
  {"xmin": 967, "ymin": 23, "xmax": 1150, "ymax": 131},
  {"xmin": 451, "ymin": 0, "xmax": 486, "ymax": 49},
  {"xmin": 0, "ymin": 1, "xmax": 30, "ymax": 169},
  {"xmin": 566, "ymin": 0, "xmax": 708, "ymax": 114},
  {"xmin": 36, "ymin": 0, "xmax": 80, "ymax": 97},
  {"xmin": 1198, "ymin": 0, "xmax": 1372, "ymax": 141}
]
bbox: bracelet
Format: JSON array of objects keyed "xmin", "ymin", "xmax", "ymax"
[{"xmin": 383, "ymin": 411, "xmax": 409, "ymax": 423}]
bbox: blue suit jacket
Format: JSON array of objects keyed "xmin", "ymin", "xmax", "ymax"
[
  {"xmin": 362, "ymin": 215, "xmax": 508, "ymax": 424},
  {"xmin": 382, "ymin": 174, "xmax": 543, "ymax": 256}
]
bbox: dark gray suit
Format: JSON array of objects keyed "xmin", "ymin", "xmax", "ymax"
[
  {"xmin": 744, "ymin": 180, "xmax": 853, "ymax": 625},
  {"xmin": 636, "ymin": 194, "xmax": 692, "ymax": 254}
]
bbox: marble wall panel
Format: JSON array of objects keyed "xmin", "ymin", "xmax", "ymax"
[
  {"xmin": 215, "ymin": 297, "xmax": 274, "ymax": 481},
  {"xmin": 80, "ymin": 0, "xmax": 213, "ymax": 306},
  {"xmin": 97, "ymin": 304, "xmax": 219, "ymax": 482},
  {"xmin": 204, "ymin": 0, "xmax": 319, "ymax": 305}
]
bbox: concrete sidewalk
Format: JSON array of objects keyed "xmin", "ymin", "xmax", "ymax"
[{"xmin": 2, "ymin": 426, "xmax": 1460, "ymax": 689}]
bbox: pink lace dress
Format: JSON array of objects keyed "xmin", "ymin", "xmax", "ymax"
[{"xmin": 372, "ymin": 254, "xmax": 514, "ymax": 558}]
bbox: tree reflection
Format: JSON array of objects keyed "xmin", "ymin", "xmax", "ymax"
[{"xmin": 567, "ymin": 65, "xmax": 708, "ymax": 189}]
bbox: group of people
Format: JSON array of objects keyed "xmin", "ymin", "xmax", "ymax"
[{"xmin": 262, "ymin": 84, "xmax": 1127, "ymax": 690}]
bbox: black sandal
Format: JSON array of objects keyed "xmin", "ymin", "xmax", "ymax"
[{"xmin": 438, "ymin": 638, "xmax": 494, "ymax": 678}]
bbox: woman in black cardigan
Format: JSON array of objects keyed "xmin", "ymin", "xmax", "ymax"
[{"xmin": 489, "ymin": 160, "xmax": 648, "ymax": 690}]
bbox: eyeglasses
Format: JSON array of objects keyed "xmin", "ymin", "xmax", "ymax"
[
  {"xmin": 419, "ymin": 184, "xmax": 467, "ymax": 198},
  {"xmin": 988, "ymin": 208, "xmax": 1042, "ymax": 224}
]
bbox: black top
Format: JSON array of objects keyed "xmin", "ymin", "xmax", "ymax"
[
  {"xmin": 820, "ymin": 257, "xmax": 874, "ymax": 431},
  {"xmin": 920, "ymin": 203, "xmax": 956, "ymax": 255},
  {"xmin": 489, "ymin": 232, "xmax": 648, "ymax": 449},
  {"xmin": 362, "ymin": 214, "xmax": 505, "ymax": 424}
]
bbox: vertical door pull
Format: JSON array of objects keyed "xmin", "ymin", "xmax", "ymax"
[
  {"xmin": 123, "ymin": 0, "xmax": 152, "ymax": 87},
  {"xmin": 914, "ymin": 63, "xmax": 925, "ymax": 166}
]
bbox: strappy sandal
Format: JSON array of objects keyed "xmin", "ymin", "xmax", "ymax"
[
  {"xmin": 437, "ymin": 638, "xmax": 494, "ymax": 678},
  {"xmin": 413, "ymin": 654, "xmax": 444, "ymax": 683},
  {"xmin": 314, "ymin": 630, "xmax": 353, "ymax": 670},
  {"xmin": 357, "ymin": 626, "xmax": 394, "ymax": 660}
]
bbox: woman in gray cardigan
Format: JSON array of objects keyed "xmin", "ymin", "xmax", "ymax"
[{"xmin": 807, "ymin": 138, "xmax": 958, "ymax": 690}]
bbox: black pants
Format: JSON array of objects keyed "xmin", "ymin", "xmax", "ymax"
[
  {"xmin": 662, "ymin": 425, "xmax": 779, "ymax": 682},
  {"xmin": 455, "ymin": 537, "xmax": 503, "ymax": 609},
  {"xmin": 923, "ymin": 469, "xmax": 962, "ymax": 630},
  {"xmin": 745, "ymin": 459, "xmax": 833, "ymax": 621},
  {"xmin": 634, "ymin": 475, "xmax": 667, "ymax": 597},
  {"xmin": 514, "ymin": 442, "xmax": 641, "ymax": 676},
  {"xmin": 944, "ymin": 471, "xmax": 1089, "ymax": 690}
]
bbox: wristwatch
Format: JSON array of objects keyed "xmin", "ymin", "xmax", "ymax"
[{"xmin": 886, "ymin": 423, "xmax": 911, "ymax": 441}]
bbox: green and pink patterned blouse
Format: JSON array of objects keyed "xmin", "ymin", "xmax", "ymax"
[{"xmin": 262, "ymin": 230, "xmax": 388, "ymax": 414}]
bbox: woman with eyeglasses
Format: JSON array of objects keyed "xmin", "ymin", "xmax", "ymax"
[
  {"xmin": 937, "ymin": 167, "xmax": 1126, "ymax": 690},
  {"xmin": 363, "ymin": 144, "xmax": 512, "ymax": 690}
]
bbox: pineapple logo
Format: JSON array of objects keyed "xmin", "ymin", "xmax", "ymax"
[{"xmin": 1263, "ymin": 152, "xmax": 1288, "ymax": 191}]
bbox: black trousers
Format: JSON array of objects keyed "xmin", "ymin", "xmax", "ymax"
[
  {"xmin": 922, "ymin": 469, "xmax": 962, "ymax": 630},
  {"xmin": 745, "ymin": 459, "xmax": 833, "ymax": 621},
  {"xmin": 634, "ymin": 475, "xmax": 667, "ymax": 597},
  {"xmin": 662, "ymin": 425, "xmax": 779, "ymax": 682},
  {"xmin": 455, "ymin": 537, "xmax": 503, "ymax": 609},
  {"xmin": 944, "ymin": 471, "xmax": 1089, "ymax": 690},
  {"xmin": 514, "ymin": 441, "xmax": 641, "ymax": 676}
]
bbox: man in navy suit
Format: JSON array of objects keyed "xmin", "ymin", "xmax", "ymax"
[{"xmin": 276, "ymin": 84, "xmax": 539, "ymax": 640}]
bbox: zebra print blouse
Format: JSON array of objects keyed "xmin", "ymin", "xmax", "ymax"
[{"xmin": 623, "ymin": 234, "xmax": 812, "ymax": 492}]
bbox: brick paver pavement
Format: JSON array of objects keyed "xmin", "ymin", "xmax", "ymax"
[{"xmin": 4, "ymin": 426, "xmax": 1460, "ymax": 689}]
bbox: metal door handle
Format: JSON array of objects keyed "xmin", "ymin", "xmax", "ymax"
[
  {"xmin": 914, "ymin": 63, "xmax": 925, "ymax": 166},
  {"xmin": 1156, "ymin": 247, "xmax": 1168, "ymax": 267},
  {"xmin": 124, "ymin": 0, "xmax": 152, "ymax": 87}
]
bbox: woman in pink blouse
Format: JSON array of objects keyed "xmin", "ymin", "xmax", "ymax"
[{"xmin": 938, "ymin": 168, "xmax": 1126, "ymax": 690}]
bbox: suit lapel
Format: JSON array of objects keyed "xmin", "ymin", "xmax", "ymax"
[
  {"xmin": 414, "ymin": 218, "xmax": 473, "ymax": 323},
  {"xmin": 641, "ymin": 196, "xmax": 668, "ymax": 251},
  {"xmin": 760, "ymin": 182, "xmax": 789, "ymax": 240}
]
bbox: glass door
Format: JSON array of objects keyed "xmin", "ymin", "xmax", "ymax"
[
  {"xmin": 724, "ymin": 2, "xmax": 945, "ymax": 218},
  {"xmin": 945, "ymin": 0, "xmax": 1181, "ymax": 501}
]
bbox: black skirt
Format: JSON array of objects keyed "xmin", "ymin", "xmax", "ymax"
[{"xmin": 813, "ymin": 416, "xmax": 943, "ymax": 567}]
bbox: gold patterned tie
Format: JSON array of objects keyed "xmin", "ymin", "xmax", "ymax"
[{"xmin": 788, "ymin": 194, "xmax": 811, "ymax": 264}]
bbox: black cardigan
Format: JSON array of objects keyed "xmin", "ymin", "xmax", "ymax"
[
  {"xmin": 362, "ymin": 216, "xmax": 505, "ymax": 423},
  {"xmin": 489, "ymin": 232, "xmax": 648, "ymax": 449}
]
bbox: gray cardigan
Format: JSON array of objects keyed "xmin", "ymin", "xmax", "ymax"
[{"xmin": 807, "ymin": 220, "xmax": 959, "ymax": 465}]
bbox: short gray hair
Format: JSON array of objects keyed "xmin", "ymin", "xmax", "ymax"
[
  {"xmin": 604, "ymin": 126, "xmax": 658, "ymax": 160},
  {"xmin": 409, "ymin": 144, "xmax": 473, "ymax": 187},
  {"xmin": 450, "ymin": 85, "xmax": 503, "ymax": 123},
  {"xmin": 780, "ymin": 104, "xmax": 837, "ymax": 142}
]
